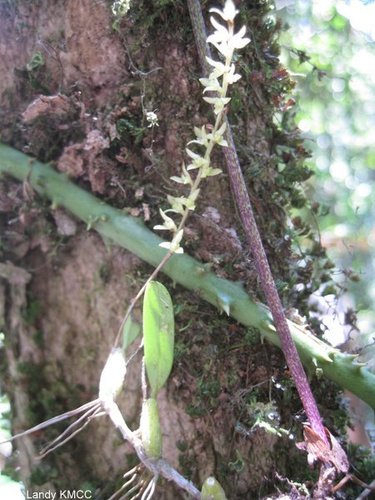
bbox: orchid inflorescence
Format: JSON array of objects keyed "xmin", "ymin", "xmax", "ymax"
[
  {"xmin": 0, "ymin": 4, "xmax": 250, "ymax": 499},
  {"xmin": 154, "ymin": 0, "xmax": 250, "ymax": 254}
]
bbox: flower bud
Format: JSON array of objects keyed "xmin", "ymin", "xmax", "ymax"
[
  {"xmin": 201, "ymin": 476, "xmax": 227, "ymax": 499},
  {"xmin": 99, "ymin": 348, "xmax": 126, "ymax": 401}
]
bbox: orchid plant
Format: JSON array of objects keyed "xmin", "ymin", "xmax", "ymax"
[
  {"xmin": 154, "ymin": 0, "xmax": 250, "ymax": 254},
  {"xmin": 0, "ymin": 2, "xmax": 250, "ymax": 499}
]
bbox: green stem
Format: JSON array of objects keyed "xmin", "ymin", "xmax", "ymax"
[{"xmin": 1, "ymin": 142, "xmax": 375, "ymax": 410}]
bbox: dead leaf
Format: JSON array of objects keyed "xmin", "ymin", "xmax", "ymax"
[
  {"xmin": 57, "ymin": 143, "xmax": 84, "ymax": 177},
  {"xmin": 0, "ymin": 261, "xmax": 31, "ymax": 286},
  {"xmin": 296, "ymin": 426, "xmax": 349, "ymax": 474},
  {"xmin": 52, "ymin": 209, "xmax": 77, "ymax": 236},
  {"xmin": 142, "ymin": 203, "xmax": 150, "ymax": 221},
  {"xmin": 22, "ymin": 94, "xmax": 72, "ymax": 123}
]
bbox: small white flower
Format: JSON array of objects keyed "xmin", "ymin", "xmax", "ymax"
[
  {"xmin": 208, "ymin": 16, "xmax": 230, "ymax": 42},
  {"xmin": 154, "ymin": 209, "xmax": 177, "ymax": 231},
  {"xmin": 171, "ymin": 229, "xmax": 184, "ymax": 252},
  {"xmin": 199, "ymin": 77, "xmax": 222, "ymax": 94},
  {"xmin": 210, "ymin": 0, "xmax": 238, "ymax": 21},
  {"xmin": 212, "ymin": 133, "xmax": 228, "ymax": 146},
  {"xmin": 185, "ymin": 148, "xmax": 201, "ymax": 160},
  {"xmin": 230, "ymin": 25, "xmax": 251, "ymax": 50},
  {"xmin": 201, "ymin": 166, "xmax": 222, "ymax": 178},
  {"xmin": 194, "ymin": 125, "xmax": 209, "ymax": 139},
  {"xmin": 206, "ymin": 57, "xmax": 227, "ymax": 79},
  {"xmin": 205, "ymin": 121, "xmax": 228, "ymax": 146},
  {"xmin": 159, "ymin": 241, "xmax": 183, "ymax": 253},
  {"xmin": 187, "ymin": 138, "xmax": 205, "ymax": 147},
  {"xmin": 170, "ymin": 162, "xmax": 193, "ymax": 185},
  {"xmin": 203, "ymin": 96, "xmax": 231, "ymax": 115},
  {"xmin": 188, "ymin": 159, "xmax": 210, "ymax": 171},
  {"xmin": 111, "ymin": 0, "xmax": 131, "ymax": 17},
  {"xmin": 208, "ymin": 24, "xmax": 250, "ymax": 58},
  {"xmin": 170, "ymin": 174, "xmax": 191, "ymax": 185},
  {"xmin": 226, "ymin": 64, "xmax": 242, "ymax": 84},
  {"xmin": 159, "ymin": 229, "xmax": 184, "ymax": 254},
  {"xmin": 208, "ymin": 2, "xmax": 250, "ymax": 57},
  {"xmin": 146, "ymin": 110, "xmax": 159, "ymax": 128},
  {"xmin": 185, "ymin": 149, "xmax": 210, "ymax": 170},
  {"xmin": 167, "ymin": 195, "xmax": 186, "ymax": 214}
]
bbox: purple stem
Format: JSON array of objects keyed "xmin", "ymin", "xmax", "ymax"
[
  {"xmin": 187, "ymin": 0, "xmax": 327, "ymax": 444},
  {"xmin": 224, "ymin": 129, "xmax": 327, "ymax": 443}
]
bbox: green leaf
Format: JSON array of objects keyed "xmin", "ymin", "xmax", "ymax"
[
  {"xmin": 143, "ymin": 281, "xmax": 175, "ymax": 397},
  {"xmin": 122, "ymin": 315, "xmax": 141, "ymax": 352}
]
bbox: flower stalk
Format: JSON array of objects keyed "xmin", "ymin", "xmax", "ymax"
[
  {"xmin": 111, "ymin": 1, "xmax": 251, "ymax": 345},
  {"xmin": 188, "ymin": 0, "xmax": 329, "ymax": 446},
  {"xmin": 154, "ymin": 1, "xmax": 249, "ymax": 254}
]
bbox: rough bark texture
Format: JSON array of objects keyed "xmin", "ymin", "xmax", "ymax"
[{"xmin": 0, "ymin": 1, "xmax": 348, "ymax": 499}]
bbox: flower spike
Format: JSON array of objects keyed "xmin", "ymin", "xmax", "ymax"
[{"xmin": 155, "ymin": 0, "xmax": 249, "ymax": 254}]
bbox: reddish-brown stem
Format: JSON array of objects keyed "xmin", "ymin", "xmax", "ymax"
[
  {"xmin": 187, "ymin": 0, "xmax": 328, "ymax": 444},
  {"xmin": 223, "ymin": 130, "xmax": 327, "ymax": 442}
]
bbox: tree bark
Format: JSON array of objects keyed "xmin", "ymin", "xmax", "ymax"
[{"xmin": 0, "ymin": 1, "xmax": 351, "ymax": 498}]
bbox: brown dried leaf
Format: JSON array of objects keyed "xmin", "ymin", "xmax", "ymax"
[
  {"xmin": 328, "ymin": 429, "xmax": 349, "ymax": 473},
  {"xmin": 142, "ymin": 203, "xmax": 150, "ymax": 221},
  {"xmin": 296, "ymin": 426, "xmax": 349, "ymax": 474},
  {"xmin": 22, "ymin": 94, "xmax": 72, "ymax": 123},
  {"xmin": 52, "ymin": 209, "xmax": 77, "ymax": 236},
  {"xmin": 0, "ymin": 261, "xmax": 31, "ymax": 286},
  {"xmin": 57, "ymin": 144, "xmax": 84, "ymax": 177}
]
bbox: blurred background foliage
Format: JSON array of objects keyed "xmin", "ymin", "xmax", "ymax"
[{"xmin": 275, "ymin": 0, "xmax": 375, "ymax": 353}]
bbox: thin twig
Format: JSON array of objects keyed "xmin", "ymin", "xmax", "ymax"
[
  {"xmin": 113, "ymin": 250, "xmax": 173, "ymax": 347},
  {"xmin": 356, "ymin": 478, "xmax": 375, "ymax": 499}
]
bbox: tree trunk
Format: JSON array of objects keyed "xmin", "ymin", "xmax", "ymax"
[{"xmin": 0, "ymin": 1, "xmax": 345, "ymax": 498}]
